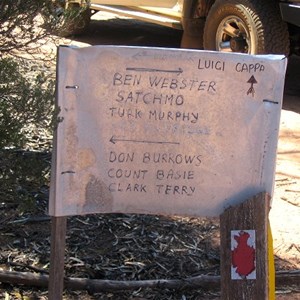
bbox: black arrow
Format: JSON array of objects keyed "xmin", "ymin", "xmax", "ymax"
[
  {"xmin": 110, "ymin": 136, "xmax": 180, "ymax": 145},
  {"xmin": 247, "ymin": 75, "xmax": 258, "ymax": 96},
  {"xmin": 126, "ymin": 67, "xmax": 183, "ymax": 75},
  {"xmin": 247, "ymin": 75, "xmax": 257, "ymax": 84}
]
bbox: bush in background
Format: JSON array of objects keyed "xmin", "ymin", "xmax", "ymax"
[
  {"xmin": 0, "ymin": 58, "xmax": 55, "ymax": 149},
  {"xmin": 0, "ymin": 0, "xmax": 57, "ymax": 212},
  {"xmin": 0, "ymin": 0, "xmax": 56, "ymax": 54}
]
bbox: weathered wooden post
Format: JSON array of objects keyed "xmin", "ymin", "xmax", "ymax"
[
  {"xmin": 48, "ymin": 217, "xmax": 67, "ymax": 300},
  {"xmin": 220, "ymin": 192, "xmax": 271, "ymax": 299}
]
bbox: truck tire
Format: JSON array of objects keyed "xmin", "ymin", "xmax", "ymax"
[
  {"xmin": 203, "ymin": 0, "xmax": 290, "ymax": 55},
  {"xmin": 54, "ymin": 2, "xmax": 91, "ymax": 37}
]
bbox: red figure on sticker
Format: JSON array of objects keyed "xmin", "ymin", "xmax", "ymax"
[{"xmin": 232, "ymin": 231, "xmax": 255, "ymax": 278}]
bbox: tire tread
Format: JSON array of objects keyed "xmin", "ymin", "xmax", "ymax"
[{"xmin": 204, "ymin": 0, "xmax": 290, "ymax": 55}]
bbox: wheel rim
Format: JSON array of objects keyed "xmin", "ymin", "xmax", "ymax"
[{"xmin": 216, "ymin": 16, "xmax": 252, "ymax": 53}]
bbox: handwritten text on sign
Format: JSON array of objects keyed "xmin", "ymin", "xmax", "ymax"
[{"xmin": 49, "ymin": 46, "xmax": 286, "ymax": 217}]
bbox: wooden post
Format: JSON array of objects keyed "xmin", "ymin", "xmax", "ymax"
[
  {"xmin": 220, "ymin": 192, "xmax": 270, "ymax": 299},
  {"xmin": 48, "ymin": 216, "xmax": 67, "ymax": 300}
]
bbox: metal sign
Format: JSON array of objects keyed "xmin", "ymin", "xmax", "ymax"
[{"xmin": 49, "ymin": 46, "xmax": 286, "ymax": 217}]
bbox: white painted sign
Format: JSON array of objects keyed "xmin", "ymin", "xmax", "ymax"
[{"xmin": 49, "ymin": 46, "xmax": 287, "ymax": 217}]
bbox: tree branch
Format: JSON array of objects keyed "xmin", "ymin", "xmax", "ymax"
[{"xmin": 0, "ymin": 270, "xmax": 299, "ymax": 292}]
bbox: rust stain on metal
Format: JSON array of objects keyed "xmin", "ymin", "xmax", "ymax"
[
  {"xmin": 64, "ymin": 123, "xmax": 79, "ymax": 169},
  {"xmin": 84, "ymin": 175, "xmax": 113, "ymax": 212},
  {"xmin": 77, "ymin": 149, "xmax": 96, "ymax": 170}
]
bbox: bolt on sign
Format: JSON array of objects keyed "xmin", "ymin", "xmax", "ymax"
[{"xmin": 49, "ymin": 46, "xmax": 287, "ymax": 217}]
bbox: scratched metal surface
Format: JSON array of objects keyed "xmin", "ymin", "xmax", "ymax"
[{"xmin": 49, "ymin": 46, "xmax": 287, "ymax": 217}]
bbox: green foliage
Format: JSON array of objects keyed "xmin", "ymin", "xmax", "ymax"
[
  {"xmin": 52, "ymin": 1, "xmax": 91, "ymax": 37},
  {"xmin": 0, "ymin": 0, "xmax": 56, "ymax": 54},
  {"xmin": 0, "ymin": 58, "xmax": 54, "ymax": 212},
  {"xmin": 0, "ymin": 57, "xmax": 55, "ymax": 149},
  {"xmin": 0, "ymin": 0, "xmax": 56, "ymax": 212}
]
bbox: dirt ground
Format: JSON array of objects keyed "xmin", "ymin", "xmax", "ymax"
[
  {"xmin": 270, "ymin": 55, "xmax": 300, "ymax": 269},
  {"xmin": 0, "ymin": 11, "xmax": 299, "ymax": 299}
]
